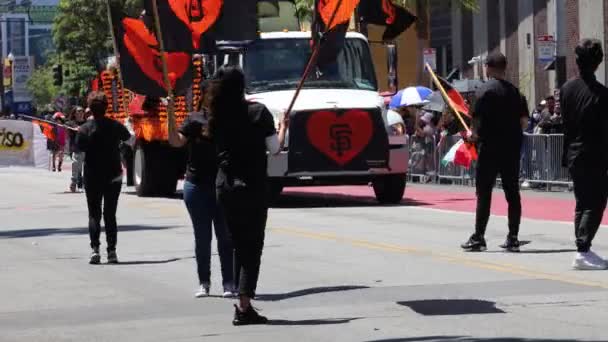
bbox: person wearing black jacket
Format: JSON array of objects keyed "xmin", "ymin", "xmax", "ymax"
[
  {"xmin": 207, "ymin": 66, "xmax": 288, "ymax": 325},
  {"xmin": 561, "ymin": 39, "xmax": 608, "ymax": 270},
  {"xmin": 461, "ymin": 53, "xmax": 529, "ymax": 253},
  {"xmin": 76, "ymin": 92, "xmax": 131, "ymax": 265}
]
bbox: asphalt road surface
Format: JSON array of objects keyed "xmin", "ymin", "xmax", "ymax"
[{"xmin": 1, "ymin": 166, "xmax": 608, "ymax": 342}]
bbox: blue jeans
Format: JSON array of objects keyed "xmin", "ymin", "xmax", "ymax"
[{"xmin": 183, "ymin": 181, "xmax": 234, "ymax": 288}]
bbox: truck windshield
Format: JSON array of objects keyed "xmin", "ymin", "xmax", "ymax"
[{"xmin": 244, "ymin": 38, "xmax": 378, "ymax": 94}]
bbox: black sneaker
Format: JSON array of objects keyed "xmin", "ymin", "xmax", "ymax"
[
  {"xmin": 461, "ymin": 235, "xmax": 487, "ymax": 252},
  {"xmin": 232, "ymin": 304, "xmax": 268, "ymax": 326},
  {"xmin": 89, "ymin": 249, "xmax": 101, "ymax": 265},
  {"xmin": 500, "ymin": 237, "xmax": 521, "ymax": 252}
]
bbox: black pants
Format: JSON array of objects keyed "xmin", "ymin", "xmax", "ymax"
[
  {"xmin": 217, "ymin": 185, "xmax": 267, "ymax": 298},
  {"xmin": 475, "ymin": 151, "xmax": 522, "ymax": 238},
  {"xmin": 85, "ymin": 180, "xmax": 122, "ymax": 252},
  {"xmin": 571, "ymin": 166, "xmax": 608, "ymax": 252}
]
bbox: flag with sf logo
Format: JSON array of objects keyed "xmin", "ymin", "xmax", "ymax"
[{"xmin": 109, "ymin": 3, "xmax": 193, "ymax": 97}]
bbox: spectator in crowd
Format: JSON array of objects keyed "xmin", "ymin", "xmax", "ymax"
[
  {"xmin": 410, "ymin": 111, "xmax": 438, "ymax": 182},
  {"xmin": 50, "ymin": 112, "xmax": 67, "ymax": 172},
  {"xmin": 536, "ymin": 96, "xmax": 563, "ymax": 134},
  {"xmin": 528, "ymin": 100, "xmax": 546, "ymax": 133},
  {"xmin": 68, "ymin": 107, "xmax": 87, "ymax": 192}
]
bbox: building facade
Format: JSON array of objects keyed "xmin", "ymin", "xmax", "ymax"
[
  {"xmin": 430, "ymin": 0, "xmax": 608, "ymax": 110},
  {"xmin": 0, "ymin": 0, "xmax": 57, "ymax": 66}
]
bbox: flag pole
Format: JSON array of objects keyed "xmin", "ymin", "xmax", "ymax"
[
  {"xmin": 149, "ymin": 0, "xmax": 176, "ymax": 126},
  {"xmin": 105, "ymin": 0, "xmax": 130, "ymax": 117},
  {"xmin": 19, "ymin": 114, "xmax": 78, "ymax": 131},
  {"xmin": 283, "ymin": 0, "xmax": 346, "ymax": 119},
  {"xmin": 425, "ymin": 63, "xmax": 470, "ymax": 133}
]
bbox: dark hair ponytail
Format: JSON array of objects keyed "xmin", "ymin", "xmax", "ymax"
[{"xmin": 207, "ymin": 66, "xmax": 247, "ymax": 138}]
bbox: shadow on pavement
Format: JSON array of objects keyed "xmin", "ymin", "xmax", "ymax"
[
  {"xmin": 273, "ymin": 192, "xmax": 431, "ymax": 209},
  {"xmin": 366, "ymin": 337, "xmax": 601, "ymax": 342},
  {"xmin": 0, "ymin": 224, "xmax": 179, "ymax": 239},
  {"xmin": 267, "ymin": 317, "xmax": 360, "ymax": 326},
  {"xmin": 517, "ymin": 249, "xmax": 576, "ymax": 254},
  {"xmin": 398, "ymin": 299, "xmax": 505, "ymax": 316},
  {"xmin": 112, "ymin": 257, "xmax": 191, "ymax": 265},
  {"xmin": 256, "ymin": 285, "xmax": 370, "ymax": 302}
]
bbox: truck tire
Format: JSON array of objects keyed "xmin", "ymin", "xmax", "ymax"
[
  {"xmin": 133, "ymin": 142, "xmax": 180, "ymax": 197},
  {"xmin": 372, "ymin": 174, "xmax": 406, "ymax": 204}
]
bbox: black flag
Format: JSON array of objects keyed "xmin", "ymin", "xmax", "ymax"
[{"xmin": 358, "ymin": 0, "xmax": 417, "ymax": 41}]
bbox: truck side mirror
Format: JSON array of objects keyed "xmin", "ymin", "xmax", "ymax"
[{"xmin": 386, "ymin": 43, "xmax": 398, "ymax": 96}]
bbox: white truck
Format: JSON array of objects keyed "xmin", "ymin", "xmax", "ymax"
[{"xmin": 213, "ymin": 31, "xmax": 409, "ymax": 203}]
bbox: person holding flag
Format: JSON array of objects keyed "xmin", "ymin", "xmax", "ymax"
[{"xmin": 460, "ymin": 53, "xmax": 529, "ymax": 253}]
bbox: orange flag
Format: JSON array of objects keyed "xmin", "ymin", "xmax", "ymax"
[
  {"xmin": 318, "ymin": 0, "xmax": 360, "ymax": 29},
  {"xmin": 33, "ymin": 120, "xmax": 56, "ymax": 140}
]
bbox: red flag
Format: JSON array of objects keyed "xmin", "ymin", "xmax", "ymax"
[
  {"xmin": 313, "ymin": 0, "xmax": 361, "ymax": 67},
  {"xmin": 318, "ymin": 0, "xmax": 360, "ymax": 30},
  {"xmin": 454, "ymin": 141, "xmax": 478, "ymax": 169},
  {"xmin": 110, "ymin": 4, "xmax": 192, "ymax": 97},
  {"xmin": 435, "ymin": 75, "xmax": 470, "ymax": 118},
  {"xmin": 145, "ymin": 0, "xmax": 223, "ymax": 52},
  {"xmin": 358, "ymin": 0, "xmax": 417, "ymax": 41},
  {"xmin": 33, "ymin": 120, "xmax": 56, "ymax": 140}
]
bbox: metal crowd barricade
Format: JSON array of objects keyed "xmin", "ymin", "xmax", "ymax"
[
  {"xmin": 407, "ymin": 134, "xmax": 438, "ymax": 183},
  {"xmin": 406, "ymin": 133, "xmax": 572, "ymax": 190}
]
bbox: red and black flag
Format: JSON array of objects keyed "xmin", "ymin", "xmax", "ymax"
[
  {"xmin": 143, "ymin": 0, "xmax": 223, "ymax": 53},
  {"xmin": 358, "ymin": 0, "xmax": 417, "ymax": 41},
  {"xmin": 32, "ymin": 120, "xmax": 56, "ymax": 141},
  {"xmin": 312, "ymin": 0, "xmax": 361, "ymax": 67},
  {"xmin": 434, "ymin": 75, "xmax": 470, "ymax": 118},
  {"xmin": 109, "ymin": 3, "xmax": 192, "ymax": 97}
]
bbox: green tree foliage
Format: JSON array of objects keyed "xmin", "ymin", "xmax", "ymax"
[
  {"xmin": 50, "ymin": 0, "xmax": 143, "ymax": 97},
  {"xmin": 26, "ymin": 63, "xmax": 58, "ymax": 108},
  {"xmin": 293, "ymin": 0, "xmax": 478, "ymax": 21}
]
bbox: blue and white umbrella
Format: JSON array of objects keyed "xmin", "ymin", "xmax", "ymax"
[{"xmin": 389, "ymin": 86, "xmax": 433, "ymax": 109}]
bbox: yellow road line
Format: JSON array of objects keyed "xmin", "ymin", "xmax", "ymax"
[{"xmin": 271, "ymin": 227, "xmax": 608, "ymax": 289}]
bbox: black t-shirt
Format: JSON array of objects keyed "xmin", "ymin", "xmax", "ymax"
[
  {"xmin": 180, "ymin": 111, "xmax": 217, "ymax": 186},
  {"xmin": 473, "ymin": 79, "xmax": 529, "ymax": 153},
  {"xmin": 76, "ymin": 117, "xmax": 131, "ymax": 184},
  {"xmin": 560, "ymin": 75, "xmax": 608, "ymax": 169},
  {"xmin": 214, "ymin": 102, "xmax": 276, "ymax": 190}
]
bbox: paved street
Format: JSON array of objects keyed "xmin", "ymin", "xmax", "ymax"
[{"xmin": 2, "ymin": 166, "xmax": 608, "ymax": 342}]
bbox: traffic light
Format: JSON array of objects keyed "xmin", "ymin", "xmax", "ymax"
[{"xmin": 52, "ymin": 64, "xmax": 63, "ymax": 86}]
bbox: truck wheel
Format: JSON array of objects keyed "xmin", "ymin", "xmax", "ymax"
[
  {"xmin": 373, "ymin": 174, "xmax": 406, "ymax": 204},
  {"xmin": 133, "ymin": 142, "xmax": 179, "ymax": 197}
]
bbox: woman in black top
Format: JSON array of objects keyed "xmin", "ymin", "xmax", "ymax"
[
  {"xmin": 207, "ymin": 66, "xmax": 288, "ymax": 325},
  {"xmin": 168, "ymin": 88, "xmax": 235, "ymax": 298},
  {"xmin": 76, "ymin": 92, "xmax": 131, "ymax": 265}
]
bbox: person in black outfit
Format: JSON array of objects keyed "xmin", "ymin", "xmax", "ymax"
[
  {"xmin": 68, "ymin": 106, "xmax": 87, "ymax": 192},
  {"xmin": 461, "ymin": 53, "xmax": 529, "ymax": 252},
  {"xmin": 167, "ymin": 87, "xmax": 235, "ymax": 298},
  {"xmin": 207, "ymin": 66, "xmax": 288, "ymax": 325},
  {"xmin": 76, "ymin": 92, "xmax": 131, "ymax": 265},
  {"xmin": 561, "ymin": 39, "xmax": 608, "ymax": 270}
]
